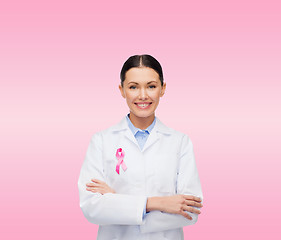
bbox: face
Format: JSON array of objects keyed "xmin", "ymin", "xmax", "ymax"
[{"xmin": 119, "ymin": 67, "xmax": 166, "ymax": 120}]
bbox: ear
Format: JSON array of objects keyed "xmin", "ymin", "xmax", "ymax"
[
  {"xmin": 160, "ymin": 82, "xmax": 166, "ymax": 97},
  {"xmin": 119, "ymin": 84, "xmax": 126, "ymax": 98}
]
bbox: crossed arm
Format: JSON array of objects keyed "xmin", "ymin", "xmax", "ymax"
[
  {"xmin": 86, "ymin": 178, "xmax": 203, "ymax": 221},
  {"xmin": 79, "ymin": 133, "xmax": 203, "ymax": 233}
]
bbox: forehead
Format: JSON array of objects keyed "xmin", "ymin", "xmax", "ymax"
[{"xmin": 125, "ymin": 67, "xmax": 160, "ymax": 84}]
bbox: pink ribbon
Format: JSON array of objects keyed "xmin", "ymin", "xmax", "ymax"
[{"xmin": 116, "ymin": 148, "xmax": 127, "ymax": 174}]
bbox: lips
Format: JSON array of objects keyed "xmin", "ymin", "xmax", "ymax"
[{"xmin": 134, "ymin": 102, "xmax": 152, "ymax": 109}]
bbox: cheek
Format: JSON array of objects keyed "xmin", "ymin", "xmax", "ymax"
[
  {"xmin": 125, "ymin": 92, "xmax": 137, "ymax": 102},
  {"xmin": 126, "ymin": 93, "xmax": 135, "ymax": 103},
  {"xmin": 150, "ymin": 92, "xmax": 161, "ymax": 102}
]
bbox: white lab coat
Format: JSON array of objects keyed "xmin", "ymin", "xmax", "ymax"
[{"xmin": 78, "ymin": 115, "xmax": 203, "ymax": 240}]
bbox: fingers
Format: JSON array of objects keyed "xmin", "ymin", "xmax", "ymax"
[
  {"xmin": 181, "ymin": 196, "xmax": 202, "ymax": 216},
  {"xmin": 91, "ymin": 178, "xmax": 103, "ymax": 183},
  {"xmin": 183, "ymin": 198, "xmax": 202, "ymax": 215},
  {"xmin": 85, "ymin": 179, "xmax": 116, "ymax": 194},
  {"xmin": 180, "ymin": 201, "xmax": 201, "ymax": 219},
  {"xmin": 86, "ymin": 185, "xmax": 115, "ymax": 195},
  {"xmin": 181, "ymin": 211, "xmax": 193, "ymax": 220},
  {"xmin": 86, "ymin": 186, "xmax": 99, "ymax": 192},
  {"xmin": 184, "ymin": 199, "xmax": 203, "ymax": 208},
  {"xmin": 86, "ymin": 183, "xmax": 105, "ymax": 191},
  {"xmin": 86, "ymin": 180, "xmax": 103, "ymax": 193},
  {"xmin": 87, "ymin": 187, "xmax": 105, "ymax": 194},
  {"xmin": 86, "ymin": 182, "xmax": 99, "ymax": 187},
  {"xmin": 183, "ymin": 195, "xmax": 202, "ymax": 203},
  {"xmin": 86, "ymin": 183, "xmax": 101, "ymax": 190},
  {"xmin": 86, "ymin": 179, "xmax": 106, "ymax": 188},
  {"xmin": 86, "ymin": 184, "xmax": 106, "ymax": 194},
  {"xmin": 183, "ymin": 205, "xmax": 201, "ymax": 214}
]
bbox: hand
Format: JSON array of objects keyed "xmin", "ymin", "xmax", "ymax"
[
  {"xmin": 147, "ymin": 195, "xmax": 203, "ymax": 220},
  {"xmin": 86, "ymin": 179, "xmax": 116, "ymax": 195}
]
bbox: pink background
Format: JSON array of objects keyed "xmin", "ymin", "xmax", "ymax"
[{"xmin": 0, "ymin": 0, "xmax": 280, "ymax": 239}]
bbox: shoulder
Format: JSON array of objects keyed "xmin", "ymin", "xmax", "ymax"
[
  {"xmin": 158, "ymin": 119, "xmax": 195, "ymax": 153},
  {"xmin": 156, "ymin": 119, "xmax": 195, "ymax": 156},
  {"xmin": 156, "ymin": 117, "xmax": 191, "ymax": 141},
  {"xmin": 89, "ymin": 116, "xmax": 127, "ymax": 139}
]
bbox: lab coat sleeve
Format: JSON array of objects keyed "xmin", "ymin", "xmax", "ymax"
[
  {"xmin": 78, "ymin": 132, "xmax": 147, "ymax": 225},
  {"xmin": 139, "ymin": 134, "xmax": 203, "ymax": 233}
]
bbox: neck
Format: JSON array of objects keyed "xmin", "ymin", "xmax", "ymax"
[{"xmin": 129, "ymin": 112, "xmax": 155, "ymax": 130}]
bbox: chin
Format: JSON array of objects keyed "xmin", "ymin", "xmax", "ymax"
[{"xmin": 131, "ymin": 111, "xmax": 155, "ymax": 119}]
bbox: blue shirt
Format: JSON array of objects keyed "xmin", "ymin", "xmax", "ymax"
[
  {"xmin": 126, "ymin": 113, "xmax": 156, "ymax": 151},
  {"xmin": 125, "ymin": 113, "xmax": 156, "ymax": 219}
]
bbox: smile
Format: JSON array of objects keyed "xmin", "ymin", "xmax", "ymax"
[{"xmin": 135, "ymin": 102, "xmax": 152, "ymax": 109}]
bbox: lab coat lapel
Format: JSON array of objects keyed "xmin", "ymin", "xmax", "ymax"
[
  {"xmin": 141, "ymin": 128, "xmax": 159, "ymax": 152},
  {"xmin": 124, "ymin": 129, "xmax": 139, "ymax": 147},
  {"xmin": 110, "ymin": 115, "xmax": 173, "ymax": 152},
  {"xmin": 142, "ymin": 117, "xmax": 173, "ymax": 152},
  {"xmin": 123, "ymin": 118, "xmax": 160, "ymax": 152},
  {"xmin": 111, "ymin": 116, "xmax": 139, "ymax": 148}
]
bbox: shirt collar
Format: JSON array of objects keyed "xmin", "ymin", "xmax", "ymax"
[
  {"xmin": 126, "ymin": 113, "xmax": 156, "ymax": 135},
  {"xmin": 110, "ymin": 115, "xmax": 172, "ymax": 135}
]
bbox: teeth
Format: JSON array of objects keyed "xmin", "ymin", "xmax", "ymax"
[{"xmin": 137, "ymin": 103, "xmax": 149, "ymax": 107}]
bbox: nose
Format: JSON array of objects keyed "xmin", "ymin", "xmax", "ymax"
[{"xmin": 139, "ymin": 88, "xmax": 148, "ymax": 100}]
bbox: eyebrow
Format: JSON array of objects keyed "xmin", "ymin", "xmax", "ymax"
[{"xmin": 128, "ymin": 81, "xmax": 158, "ymax": 85}]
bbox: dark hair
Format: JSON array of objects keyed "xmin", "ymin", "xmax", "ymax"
[{"xmin": 120, "ymin": 54, "xmax": 164, "ymax": 87}]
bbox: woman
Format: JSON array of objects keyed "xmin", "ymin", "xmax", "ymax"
[{"xmin": 78, "ymin": 54, "xmax": 203, "ymax": 240}]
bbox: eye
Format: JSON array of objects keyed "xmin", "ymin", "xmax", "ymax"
[
  {"xmin": 149, "ymin": 85, "xmax": 156, "ymax": 88},
  {"xmin": 129, "ymin": 86, "xmax": 136, "ymax": 89}
]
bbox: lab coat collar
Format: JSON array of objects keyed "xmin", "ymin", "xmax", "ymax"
[
  {"xmin": 110, "ymin": 115, "xmax": 173, "ymax": 152},
  {"xmin": 111, "ymin": 115, "xmax": 173, "ymax": 135}
]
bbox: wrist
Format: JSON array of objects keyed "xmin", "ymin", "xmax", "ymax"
[{"xmin": 146, "ymin": 196, "xmax": 164, "ymax": 212}]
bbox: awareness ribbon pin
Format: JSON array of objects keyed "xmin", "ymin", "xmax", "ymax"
[{"xmin": 115, "ymin": 148, "xmax": 127, "ymax": 174}]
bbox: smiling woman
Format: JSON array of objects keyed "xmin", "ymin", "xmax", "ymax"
[
  {"xmin": 119, "ymin": 65, "xmax": 166, "ymax": 129},
  {"xmin": 78, "ymin": 54, "xmax": 203, "ymax": 240}
]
